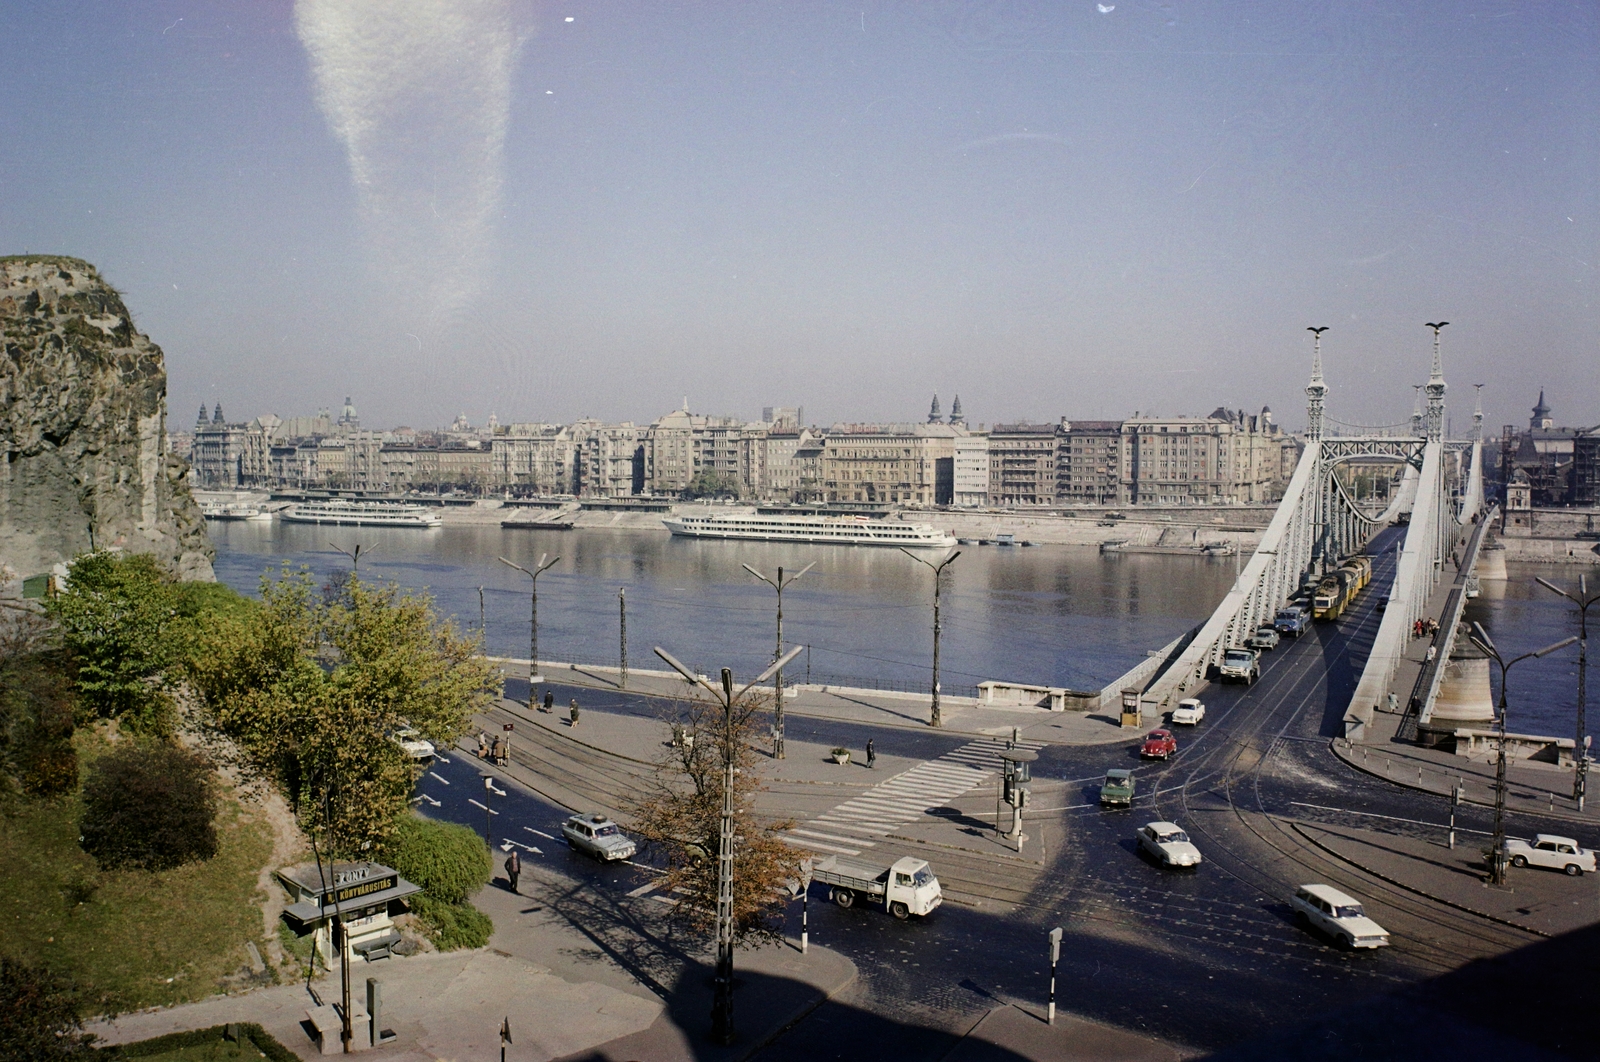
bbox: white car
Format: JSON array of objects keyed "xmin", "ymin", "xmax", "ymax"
[
  {"xmin": 562, "ymin": 814, "xmax": 637, "ymax": 862},
  {"xmin": 1170, "ymin": 698, "xmax": 1206, "ymax": 726},
  {"xmin": 1291, "ymin": 884, "xmax": 1390, "ymax": 949},
  {"xmin": 393, "ymin": 727, "xmax": 436, "ymax": 762},
  {"xmin": 1137, "ymin": 822, "xmax": 1202, "ymax": 867},
  {"xmin": 1504, "ymin": 835, "xmax": 1596, "ymax": 876}
]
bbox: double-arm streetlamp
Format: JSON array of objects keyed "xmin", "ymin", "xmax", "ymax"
[
  {"xmin": 1536, "ymin": 576, "xmax": 1597, "ymax": 809},
  {"xmin": 901, "ymin": 548, "xmax": 960, "ymax": 728},
  {"xmin": 1466, "ymin": 622, "xmax": 1576, "ymax": 885},
  {"xmin": 653, "ymin": 644, "xmax": 804, "ymax": 1047},
  {"xmin": 498, "ymin": 553, "xmax": 560, "ymax": 686},
  {"xmin": 742, "ymin": 561, "xmax": 815, "ymax": 759}
]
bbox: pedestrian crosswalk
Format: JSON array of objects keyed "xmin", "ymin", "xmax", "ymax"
[{"xmin": 784, "ymin": 736, "xmax": 1045, "ymax": 856}]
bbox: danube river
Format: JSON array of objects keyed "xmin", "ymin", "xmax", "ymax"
[{"xmin": 209, "ymin": 520, "xmax": 1588, "ymax": 737}]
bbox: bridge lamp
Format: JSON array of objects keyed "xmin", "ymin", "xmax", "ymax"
[
  {"xmin": 1467, "ymin": 623, "xmax": 1578, "ymax": 885},
  {"xmin": 743, "ymin": 561, "xmax": 816, "ymax": 759}
]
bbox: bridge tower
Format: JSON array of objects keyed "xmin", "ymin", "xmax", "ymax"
[{"xmin": 1423, "ymin": 322, "xmax": 1448, "ymax": 442}]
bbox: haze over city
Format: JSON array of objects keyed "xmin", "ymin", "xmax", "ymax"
[{"xmin": 2, "ymin": 1, "xmax": 1593, "ymax": 432}]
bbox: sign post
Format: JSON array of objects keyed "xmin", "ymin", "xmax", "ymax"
[
  {"xmin": 799, "ymin": 858, "xmax": 814, "ymax": 953},
  {"xmin": 1047, "ymin": 927, "xmax": 1063, "ymax": 1025}
]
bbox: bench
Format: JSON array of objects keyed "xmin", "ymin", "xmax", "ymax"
[{"xmin": 352, "ymin": 931, "xmax": 403, "ymax": 962}]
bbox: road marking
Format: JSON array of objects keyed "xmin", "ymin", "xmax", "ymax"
[
  {"xmin": 790, "ymin": 828, "xmax": 876, "ymax": 848},
  {"xmin": 503, "ymin": 839, "xmax": 542, "ymax": 853},
  {"xmin": 429, "ymin": 771, "xmax": 451, "ymax": 785},
  {"xmin": 621, "ymin": 859, "xmax": 661, "ymax": 872},
  {"xmin": 524, "ymin": 827, "xmax": 556, "ymax": 840},
  {"xmin": 434, "ymin": 754, "xmax": 451, "ymax": 764},
  {"xmin": 468, "ymin": 799, "xmax": 500, "ymax": 814},
  {"xmin": 626, "ymin": 882, "xmax": 659, "ymax": 897},
  {"xmin": 1288, "ymin": 801, "xmax": 1491, "ymax": 836},
  {"xmin": 651, "ymin": 895, "xmax": 680, "ymax": 906}
]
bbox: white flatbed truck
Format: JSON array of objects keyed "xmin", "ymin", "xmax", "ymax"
[{"xmin": 812, "ymin": 855, "xmax": 942, "ymax": 919}]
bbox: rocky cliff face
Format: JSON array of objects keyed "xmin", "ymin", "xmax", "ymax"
[{"xmin": 1, "ymin": 256, "xmax": 213, "ymax": 580}]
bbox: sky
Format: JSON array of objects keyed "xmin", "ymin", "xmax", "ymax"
[{"xmin": 2, "ymin": 1, "xmax": 1595, "ymax": 434}]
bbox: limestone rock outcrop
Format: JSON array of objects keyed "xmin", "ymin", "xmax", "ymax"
[{"xmin": 1, "ymin": 255, "xmax": 213, "ymax": 580}]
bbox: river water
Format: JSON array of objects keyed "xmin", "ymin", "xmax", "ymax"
[{"xmin": 208, "ymin": 522, "xmax": 1588, "ymax": 739}]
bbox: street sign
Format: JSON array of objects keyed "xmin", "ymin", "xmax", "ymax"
[
  {"xmin": 1048, "ymin": 926, "xmax": 1063, "ymax": 962},
  {"xmin": 503, "ymin": 723, "xmax": 514, "ymax": 731}
]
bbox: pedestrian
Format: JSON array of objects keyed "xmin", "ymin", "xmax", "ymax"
[
  {"xmin": 491, "ymin": 735, "xmax": 505, "ymax": 765},
  {"xmin": 570, "ymin": 698, "xmax": 580, "ymax": 727},
  {"xmin": 504, "ymin": 848, "xmax": 521, "ymax": 894},
  {"xmin": 497, "ymin": 735, "xmax": 510, "ymax": 767},
  {"xmin": 477, "ymin": 731, "xmax": 490, "ymax": 759},
  {"xmin": 866, "ymin": 738, "xmax": 876, "ymax": 769},
  {"xmin": 543, "ymin": 690, "xmax": 554, "ymax": 713},
  {"xmin": 1426, "ymin": 645, "xmax": 1437, "ymax": 663}
]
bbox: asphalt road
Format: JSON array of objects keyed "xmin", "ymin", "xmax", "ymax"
[{"xmin": 417, "ymin": 523, "xmax": 1600, "ymax": 1056}]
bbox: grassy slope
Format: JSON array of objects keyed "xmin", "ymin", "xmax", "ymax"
[{"xmin": 0, "ymin": 736, "xmax": 274, "ymax": 1016}]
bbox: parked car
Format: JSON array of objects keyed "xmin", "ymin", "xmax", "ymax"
[
  {"xmin": 1140, "ymin": 729, "xmax": 1178, "ymax": 760},
  {"xmin": 1504, "ymin": 835, "xmax": 1596, "ymax": 876},
  {"xmin": 392, "ymin": 727, "xmax": 435, "ymax": 762},
  {"xmin": 1219, "ymin": 646, "xmax": 1261, "ymax": 684},
  {"xmin": 1247, "ymin": 626, "xmax": 1280, "ymax": 651},
  {"xmin": 1137, "ymin": 821, "xmax": 1202, "ymax": 867},
  {"xmin": 1170, "ymin": 698, "xmax": 1206, "ymax": 726},
  {"xmin": 1291, "ymin": 884, "xmax": 1390, "ymax": 949},
  {"xmin": 561, "ymin": 814, "xmax": 637, "ymax": 862},
  {"xmin": 1100, "ymin": 769, "xmax": 1135, "ymax": 807}
]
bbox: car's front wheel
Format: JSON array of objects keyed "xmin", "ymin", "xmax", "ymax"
[{"xmin": 890, "ymin": 901, "xmax": 910, "ymax": 920}]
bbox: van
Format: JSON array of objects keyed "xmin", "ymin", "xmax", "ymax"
[{"xmin": 1291, "ymin": 884, "xmax": 1389, "ymax": 949}]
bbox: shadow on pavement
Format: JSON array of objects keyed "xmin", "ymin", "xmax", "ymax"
[{"xmin": 1205, "ymin": 921, "xmax": 1600, "ymax": 1061}]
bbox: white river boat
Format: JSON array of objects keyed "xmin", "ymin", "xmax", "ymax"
[
  {"xmin": 201, "ymin": 504, "xmax": 272, "ymax": 522},
  {"xmin": 662, "ymin": 511, "xmax": 955, "ymax": 548},
  {"xmin": 282, "ymin": 499, "xmax": 442, "ymax": 528}
]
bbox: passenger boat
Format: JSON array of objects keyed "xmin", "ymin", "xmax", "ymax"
[
  {"xmin": 662, "ymin": 510, "xmax": 955, "ymax": 548},
  {"xmin": 282, "ymin": 499, "xmax": 442, "ymax": 528},
  {"xmin": 201, "ymin": 504, "xmax": 272, "ymax": 522}
]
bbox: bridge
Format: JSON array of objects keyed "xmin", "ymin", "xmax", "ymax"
[{"xmin": 1146, "ymin": 325, "xmax": 1489, "ymax": 740}]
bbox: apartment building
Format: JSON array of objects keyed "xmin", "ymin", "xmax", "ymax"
[
  {"xmin": 1056, "ymin": 420, "xmax": 1123, "ymax": 505},
  {"xmin": 820, "ymin": 424, "xmax": 957, "ymax": 506},
  {"xmin": 987, "ymin": 423, "xmax": 1057, "ymax": 506},
  {"xmin": 1121, "ymin": 408, "xmax": 1282, "ymax": 505},
  {"xmin": 952, "ymin": 433, "xmax": 989, "ymax": 507}
]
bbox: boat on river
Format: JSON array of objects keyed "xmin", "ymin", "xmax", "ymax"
[
  {"xmin": 662, "ymin": 510, "xmax": 955, "ymax": 548},
  {"xmin": 282, "ymin": 499, "xmax": 442, "ymax": 528},
  {"xmin": 201, "ymin": 504, "xmax": 272, "ymax": 522}
]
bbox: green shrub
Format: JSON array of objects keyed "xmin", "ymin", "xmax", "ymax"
[
  {"xmin": 408, "ymin": 894, "xmax": 493, "ymax": 951},
  {"xmin": 79, "ymin": 743, "xmax": 217, "ymax": 871},
  {"xmin": 0, "ymin": 955, "xmax": 96, "ymax": 1057},
  {"xmin": 0, "ymin": 648, "xmax": 79, "ymax": 797},
  {"xmin": 107, "ymin": 1021, "xmax": 297, "ymax": 1060},
  {"xmin": 380, "ymin": 815, "xmax": 490, "ymax": 905}
]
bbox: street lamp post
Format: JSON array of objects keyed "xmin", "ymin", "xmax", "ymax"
[
  {"xmin": 653, "ymin": 644, "xmax": 804, "ymax": 1047},
  {"xmin": 900, "ymin": 549, "xmax": 960, "ymax": 728},
  {"xmin": 1535, "ymin": 576, "xmax": 1597, "ymax": 808},
  {"xmin": 619, "ymin": 587, "xmax": 628, "ymax": 690},
  {"xmin": 1466, "ymin": 623, "xmax": 1576, "ymax": 885},
  {"xmin": 742, "ymin": 561, "xmax": 816, "ymax": 759},
  {"xmin": 499, "ymin": 553, "xmax": 560, "ymax": 687},
  {"xmin": 328, "ymin": 542, "xmax": 375, "ymax": 573}
]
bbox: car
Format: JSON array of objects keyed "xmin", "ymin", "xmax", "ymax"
[
  {"xmin": 1170, "ymin": 698, "xmax": 1206, "ymax": 726},
  {"xmin": 1504, "ymin": 835, "xmax": 1597, "ymax": 876},
  {"xmin": 1100, "ymin": 769, "xmax": 1135, "ymax": 806},
  {"xmin": 561, "ymin": 813, "xmax": 638, "ymax": 862},
  {"xmin": 1291, "ymin": 884, "xmax": 1390, "ymax": 949},
  {"xmin": 1140, "ymin": 729, "xmax": 1178, "ymax": 760},
  {"xmin": 392, "ymin": 727, "xmax": 435, "ymax": 762},
  {"xmin": 1246, "ymin": 626, "xmax": 1280, "ymax": 651},
  {"xmin": 1137, "ymin": 821, "xmax": 1202, "ymax": 867},
  {"xmin": 1219, "ymin": 646, "xmax": 1260, "ymax": 684}
]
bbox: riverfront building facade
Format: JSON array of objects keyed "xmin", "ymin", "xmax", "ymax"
[{"xmin": 188, "ymin": 394, "xmax": 1295, "ymax": 508}]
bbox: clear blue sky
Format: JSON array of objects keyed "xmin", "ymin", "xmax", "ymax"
[{"xmin": 3, "ymin": 1, "xmax": 1594, "ymax": 433}]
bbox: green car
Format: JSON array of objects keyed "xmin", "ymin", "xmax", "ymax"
[{"xmin": 1100, "ymin": 769, "xmax": 1135, "ymax": 807}]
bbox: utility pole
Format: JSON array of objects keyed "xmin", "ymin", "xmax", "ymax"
[
  {"xmin": 328, "ymin": 542, "xmax": 374, "ymax": 573},
  {"xmin": 900, "ymin": 549, "xmax": 960, "ymax": 727},
  {"xmin": 653, "ymin": 644, "xmax": 803, "ymax": 1046},
  {"xmin": 1536, "ymin": 576, "xmax": 1596, "ymax": 808},
  {"xmin": 499, "ymin": 553, "xmax": 560, "ymax": 687},
  {"xmin": 1467, "ymin": 623, "xmax": 1576, "ymax": 884},
  {"xmin": 478, "ymin": 586, "xmax": 485, "ymax": 637},
  {"xmin": 619, "ymin": 587, "xmax": 628, "ymax": 689},
  {"xmin": 743, "ymin": 561, "xmax": 816, "ymax": 758}
]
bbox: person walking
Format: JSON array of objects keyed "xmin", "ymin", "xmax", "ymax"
[
  {"xmin": 504, "ymin": 849, "xmax": 521, "ymax": 894},
  {"xmin": 491, "ymin": 735, "xmax": 505, "ymax": 766},
  {"xmin": 477, "ymin": 731, "xmax": 490, "ymax": 759},
  {"xmin": 543, "ymin": 690, "xmax": 554, "ymax": 713},
  {"xmin": 866, "ymin": 738, "xmax": 876, "ymax": 769},
  {"xmin": 569, "ymin": 698, "xmax": 580, "ymax": 727}
]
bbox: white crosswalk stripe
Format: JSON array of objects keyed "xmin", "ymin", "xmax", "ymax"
[{"xmin": 784, "ymin": 737, "xmax": 1044, "ymax": 855}]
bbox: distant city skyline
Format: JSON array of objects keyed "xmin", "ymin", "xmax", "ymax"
[{"xmin": 4, "ymin": 2, "xmax": 1594, "ymax": 433}]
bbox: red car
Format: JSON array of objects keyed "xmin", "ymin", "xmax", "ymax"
[{"xmin": 1140, "ymin": 729, "xmax": 1178, "ymax": 760}]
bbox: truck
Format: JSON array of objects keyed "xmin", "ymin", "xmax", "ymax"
[
  {"xmin": 1274, "ymin": 605, "xmax": 1311, "ymax": 637},
  {"xmin": 1218, "ymin": 646, "xmax": 1260, "ymax": 684},
  {"xmin": 811, "ymin": 855, "xmax": 942, "ymax": 919}
]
